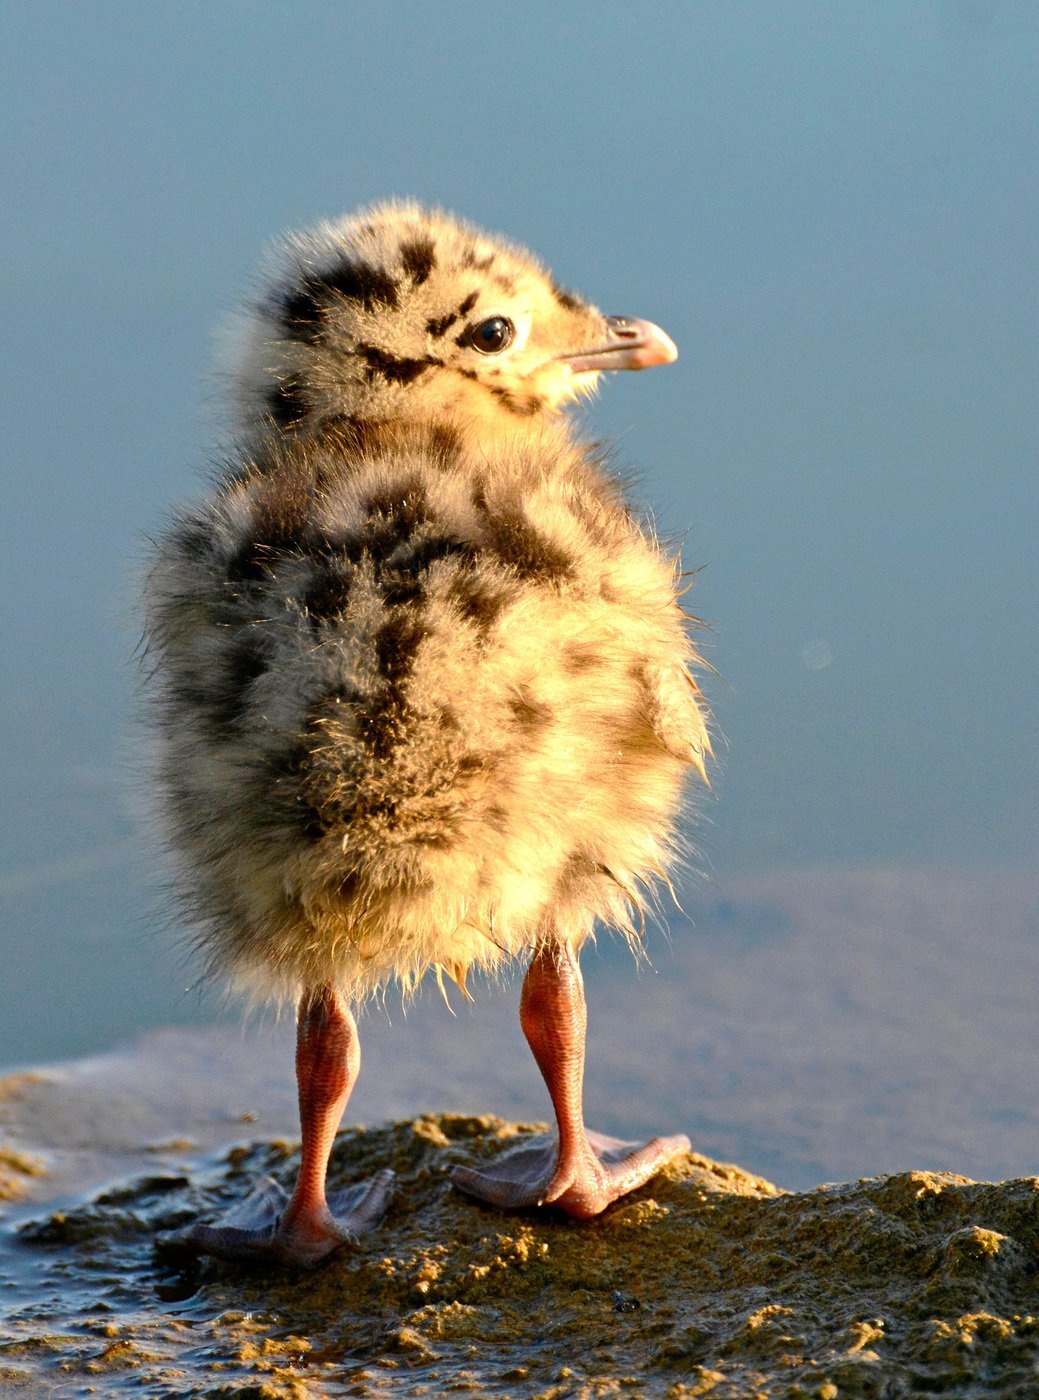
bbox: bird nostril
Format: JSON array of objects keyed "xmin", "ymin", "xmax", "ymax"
[{"xmin": 604, "ymin": 316, "xmax": 640, "ymax": 342}]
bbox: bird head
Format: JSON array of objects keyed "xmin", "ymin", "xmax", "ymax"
[{"xmin": 232, "ymin": 202, "xmax": 677, "ymax": 447}]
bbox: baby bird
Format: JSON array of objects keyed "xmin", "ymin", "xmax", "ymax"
[{"xmin": 146, "ymin": 202, "xmax": 710, "ymax": 1266}]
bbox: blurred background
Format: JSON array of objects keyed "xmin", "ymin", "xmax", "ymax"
[{"xmin": 1, "ymin": 2, "xmax": 1036, "ymax": 1188}]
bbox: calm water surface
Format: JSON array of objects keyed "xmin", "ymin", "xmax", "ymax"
[{"xmin": 2, "ymin": 4, "xmax": 1037, "ymax": 1186}]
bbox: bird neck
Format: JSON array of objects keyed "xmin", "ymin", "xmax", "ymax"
[{"xmin": 289, "ymin": 408, "xmax": 580, "ymax": 469}]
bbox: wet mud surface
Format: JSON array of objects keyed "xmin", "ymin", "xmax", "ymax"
[{"xmin": 4, "ymin": 1112, "xmax": 1039, "ymax": 1397}]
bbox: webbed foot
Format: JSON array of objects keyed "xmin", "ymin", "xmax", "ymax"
[
  {"xmin": 157, "ymin": 1168, "xmax": 394, "ymax": 1268},
  {"xmin": 451, "ymin": 1128, "xmax": 689, "ymax": 1219}
]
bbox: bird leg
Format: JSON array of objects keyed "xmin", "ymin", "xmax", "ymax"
[
  {"xmin": 159, "ymin": 985, "xmax": 392, "ymax": 1267},
  {"xmin": 451, "ymin": 941, "xmax": 690, "ymax": 1218}
]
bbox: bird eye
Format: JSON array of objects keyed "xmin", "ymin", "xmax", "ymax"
[{"xmin": 468, "ymin": 316, "xmax": 514, "ymax": 354}]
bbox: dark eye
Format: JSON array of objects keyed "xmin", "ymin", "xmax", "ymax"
[{"xmin": 468, "ymin": 316, "xmax": 514, "ymax": 354}]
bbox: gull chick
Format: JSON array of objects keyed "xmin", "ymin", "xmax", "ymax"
[{"xmin": 146, "ymin": 202, "xmax": 710, "ymax": 1266}]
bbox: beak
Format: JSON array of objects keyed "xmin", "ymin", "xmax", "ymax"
[{"xmin": 563, "ymin": 315, "xmax": 678, "ymax": 373}]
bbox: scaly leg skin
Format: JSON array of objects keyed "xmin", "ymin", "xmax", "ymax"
[
  {"xmin": 158, "ymin": 985, "xmax": 393, "ymax": 1267},
  {"xmin": 451, "ymin": 940, "xmax": 690, "ymax": 1219}
]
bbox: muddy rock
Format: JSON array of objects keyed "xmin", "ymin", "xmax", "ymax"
[{"xmin": 2, "ymin": 1114, "xmax": 1039, "ymax": 1396}]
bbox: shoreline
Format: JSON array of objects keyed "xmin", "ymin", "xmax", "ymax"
[{"xmin": 3, "ymin": 1070, "xmax": 1038, "ymax": 1397}]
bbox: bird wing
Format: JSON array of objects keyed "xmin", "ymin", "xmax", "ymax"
[{"xmin": 644, "ymin": 660, "xmax": 711, "ymax": 784}]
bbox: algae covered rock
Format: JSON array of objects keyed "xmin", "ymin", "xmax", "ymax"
[{"xmin": 4, "ymin": 1115, "xmax": 1039, "ymax": 1396}]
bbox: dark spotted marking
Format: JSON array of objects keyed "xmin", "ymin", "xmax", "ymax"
[
  {"xmin": 302, "ymin": 562, "xmax": 354, "ymax": 624},
  {"xmin": 454, "ymin": 366, "xmax": 479, "ymax": 380},
  {"xmin": 409, "ymin": 828, "xmax": 456, "ymax": 851},
  {"xmin": 337, "ymin": 859, "xmax": 431, "ymax": 896},
  {"xmin": 164, "ymin": 676, "xmax": 216, "ymax": 727},
  {"xmin": 359, "ymin": 610, "xmax": 429, "ymax": 759},
  {"xmin": 265, "ymin": 374, "xmax": 309, "ymax": 429},
  {"xmin": 481, "ymin": 503, "xmax": 576, "ymax": 584},
  {"xmin": 334, "ymin": 869, "xmax": 363, "ymax": 899},
  {"xmin": 225, "ymin": 473, "xmax": 318, "ymax": 583},
  {"xmin": 399, "ymin": 237, "xmax": 436, "ymax": 285},
  {"xmin": 302, "ymin": 683, "xmax": 366, "ymax": 736},
  {"xmin": 279, "ymin": 281, "xmax": 328, "ymax": 340},
  {"xmin": 316, "ymin": 417, "xmax": 457, "ymax": 464},
  {"xmin": 229, "ymin": 784, "xmax": 317, "ymax": 846},
  {"xmin": 356, "ymin": 481, "xmax": 433, "ymax": 565},
  {"xmin": 317, "ymin": 415, "xmax": 385, "ymax": 456},
  {"xmin": 380, "ymin": 535, "xmax": 477, "ymax": 605},
  {"xmin": 434, "ymin": 704, "xmax": 460, "ymax": 733},
  {"xmin": 426, "ymin": 310, "xmax": 459, "ymax": 338},
  {"xmin": 457, "ymin": 290, "xmax": 479, "ymax": 317},
  {"xmin": 489, "ymin": 385, "xmax": 543, "ymax": 417},
  {"xmin": 363, "ymin": 479, "xmax": 430, "ymax": 522},
  {"xmin": 208, "ymin": 629, "xmax": 269, "ymax": 730},
  {"xmin": 349, "ymin": 516, "xmax": 417, "ymax": 568},
  {"xmin": 456, "ymin": 753, "xmax": 488, "ymax": 778},
  {"xmin": 553, "ymin": 284, "xmax": 585, "ymax": 312},
  {"xmin": 428, "ymin": 423, "xmax": 462, "ymax": 463},
  {"xmin": 278, "ymin": 260, "xmax": 400, "ymax": 341},
  {"xmin": 356, "ymin": 343, "xmax": 431, "ymax": 385},
  {"xmin": 607, "ymin": 703, "xmax": 672, "ymax": 763},
  {"xmin": 170, "ymin": 516, "xmax": 217, "ymax": 566},
  {"xmin": 509, "ymin": 689, "xmax": 553, "ymax": 733},
  {"xmin": 555, "ymin": 850, "xmax": 600, "ymax": 897},
  {"xmin": 565, "ymin": 483, "xmax": 628, "ymax": 550},
  {"xmin": 323, "ymin": 259, "xmax": 399, "ymax": 310},
  {"xmin": 563, "ymin": 641, "xmax": 600, "ymax": 674},
  {"xmin": 402, "ymin": 534, "xmax": 475, "ymax": 575},
  {"xmin": 376, "ymin": 572, "xmax": 422, "ymax": 611},
  {"xmin": 326, "ymin": 498, "xmax": 447, "ymax": 590},
  {"xmin": 446, "ymin": 569, "xmax": 510, "ymax": 632},
  {"xmin": 297, "ymin": 802, "xmax": 329, "ymax": 844},
  {"xmin": 246, "ymin": 465, "xmax": 319, "ymax": 537},
  {"xmin": 374, "ymin": 610, "xmax": 427, "ymax": 684}
]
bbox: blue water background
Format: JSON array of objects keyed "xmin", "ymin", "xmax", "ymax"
[{"xmin": 1, "ymin": 2, "xmax": 1036, "ymax": 1184}]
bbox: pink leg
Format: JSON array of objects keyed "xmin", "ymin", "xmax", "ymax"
[
  {"xmin": 452, "ymin": 941, "xmax": 689, "ymax": 1218},
  {"xmin": 159, "ymin": 985, "xmax": 392, "ymax": 1267}
]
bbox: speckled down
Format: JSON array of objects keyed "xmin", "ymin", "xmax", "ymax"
[
  {"xmin": 143, "ymin": 202, "xmax": 709, "ymax": 1002},
  {"xmin": 145, "ymin": 424, "xmax": 707, "ymax": 1000}
]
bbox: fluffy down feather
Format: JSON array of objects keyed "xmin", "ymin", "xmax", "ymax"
[{"xmin": 144, "ymin": 203, "xmax": 710, "ymax": 1004}]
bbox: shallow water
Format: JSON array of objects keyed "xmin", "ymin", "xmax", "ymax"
[
  {"xmin": 4, "ymin": 868, "xmax": 1038, "ymax": 1196},
  {"xmin": 5, "ymin": 824, "xmax": 1038, "ymax": 1205}
]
